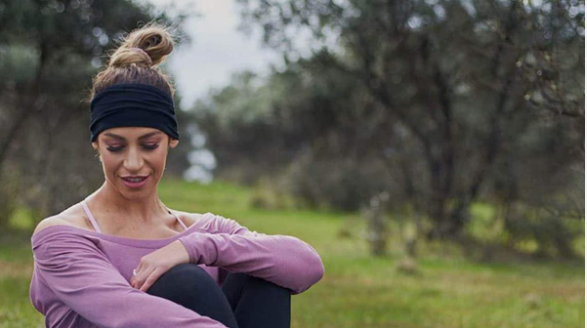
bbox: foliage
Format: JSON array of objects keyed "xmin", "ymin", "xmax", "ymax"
[
  {"xmin": 193, "ymin": 0, "xmax": 584, "ymax": 245},
  {"xmin": 0, "ymin": 0, "xmax": 194, "ymax": 225}
]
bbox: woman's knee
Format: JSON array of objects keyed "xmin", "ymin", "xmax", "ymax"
[
  {"xmin": 147, "ymin": 263, "xmax": 219, "ymax": 301},
  {"xmin": 148, "ymin": 264, "xmax": 239, "ymax": 328},
  {"xmin": 247, "ymin": 273, "xmax": 289, "ymax": 292},
  {"xmin": 223, "ymin": 272, "xmax": 291, "ymax": 302}
]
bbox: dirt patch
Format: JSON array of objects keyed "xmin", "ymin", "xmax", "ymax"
[{"xmin": 0, "ymin": 260, "xmax": 33, "ymax": 278}]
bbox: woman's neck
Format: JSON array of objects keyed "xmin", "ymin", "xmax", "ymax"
[{"xmin": 87, "ymin": 181, "xmax": 170, "ymax": 226}]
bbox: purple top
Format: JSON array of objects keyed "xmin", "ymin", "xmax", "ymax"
[{"xmin": 29, "ymin": 203, "xmax": 324, "ymax": 328}]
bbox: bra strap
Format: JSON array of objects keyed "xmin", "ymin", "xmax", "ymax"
[
  {"xmin": 81, "ymin": 199, "xmax": 102, "ymax": 233},
  {"xmin": 168, "ymin": 209, "xmax": 188, "ymax": 231}
]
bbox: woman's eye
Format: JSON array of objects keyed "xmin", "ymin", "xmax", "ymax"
[
  {"xmin": 106, "ymin": 144, "xmax": 158, "ymax": 152},
  {"xmin": 107, "ymin": 146, "xmax": 124, "ymax": 152}
]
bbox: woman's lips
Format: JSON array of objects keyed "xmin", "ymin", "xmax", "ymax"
[{"xmin": 121, "ymin": 176, "xmax": 149, "ymax": 189}]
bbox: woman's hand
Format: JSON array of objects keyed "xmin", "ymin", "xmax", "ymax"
[{"xmin": 130, "ymin": 240, "xmax": 190, "ymax": 292}]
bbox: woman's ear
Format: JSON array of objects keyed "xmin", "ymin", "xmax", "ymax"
[
  {"xmin": 91, "ymin": 141, "xmax": 102, "ymax": 162},
  {"xmin": 169, "ymin": 138, "xmax": 179, "ymax": 149}
]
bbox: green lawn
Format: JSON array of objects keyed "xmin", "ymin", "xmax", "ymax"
[{"xmin": 0, "ymin": 179, "xmax": 584, "ymax": 327}]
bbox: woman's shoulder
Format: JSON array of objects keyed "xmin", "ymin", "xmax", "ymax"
[
  {"xmin": 32, "ymin": 205, "xmax": 91, "ymax": 237},
  {"xmin": 169, "ymin": 209, "xmax": 207, "ymax": 228},
  {"xmin": 171, "ymin": 210, "xmax": 242, "ymax": 233},
  {"xmin": 32, "ymin": 216, "xmax": 68, "ymax": 237}
]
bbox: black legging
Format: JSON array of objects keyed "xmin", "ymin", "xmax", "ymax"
[{"xmin": 146, "ymin": 263, "xmax": 291, "ymax": 328}]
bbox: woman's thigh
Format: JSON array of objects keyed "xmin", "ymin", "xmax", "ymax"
[{"xmin": 147, "ymin": 263, "xmax": 238, "ymax": 328}]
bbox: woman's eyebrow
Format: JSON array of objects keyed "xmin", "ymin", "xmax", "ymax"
[
  {"xmin": 103, "ymin": 132, "xmax": 162, "ymax": 140},
  {"xmin": 103, "ymin": 133, "xmax": 125, "ymax": 140},
  {"xmin": 138, "ymin": 132, "xmax": 162, "ymax": 139}
]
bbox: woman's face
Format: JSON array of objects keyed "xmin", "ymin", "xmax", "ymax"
[{"xmin": 92, "ymin": 127, "xmax": 179, "ymax": 198}]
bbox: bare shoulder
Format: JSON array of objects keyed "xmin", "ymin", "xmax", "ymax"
[
  {"xmin": 170, "ymin": 210, "xmax": 206, "ymax": 228},
  {"xmin": 32, "ymin": 214, "xmax": 75, "ymax": 236},
  {"xmin": 33, "ymin": 205, "xmax": 91, "ymax": 237}
]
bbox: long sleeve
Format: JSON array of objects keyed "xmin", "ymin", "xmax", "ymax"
[
  {"xmin": 32, "ymin": 230, "xmax": 227, "ymax": 328},
  {"xmin": 178, "ymin": 214, "xmax": 324, "ymax": 295}
]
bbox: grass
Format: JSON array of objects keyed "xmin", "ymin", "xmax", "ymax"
[{"xmin": 0, "ymin": 178, "xmax": 584, "ymax": 327}]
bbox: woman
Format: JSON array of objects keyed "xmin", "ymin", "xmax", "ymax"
[{"xmin": 29, "ymin": 23, "xmax": 324, "ymax": 328}]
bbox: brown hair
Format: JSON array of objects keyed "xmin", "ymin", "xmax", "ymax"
[{"xmin": 89, "ymin": 22, "xmax": 176, "ymax": 100}]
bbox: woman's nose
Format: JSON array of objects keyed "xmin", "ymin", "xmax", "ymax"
[{"xmin": 123, "ymin": 147, "xmax": 144, "ymax": 170}]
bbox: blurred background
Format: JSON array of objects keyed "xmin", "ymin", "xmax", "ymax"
[{"xmin": 0, "ymin": 0, "xmax": 584, "ymax": 327}]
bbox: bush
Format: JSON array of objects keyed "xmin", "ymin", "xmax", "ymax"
[
  {"xmin": 283, "ymin": 152, "xmax": 391, "ymax": 211},
  {"xmin": 503, "ymin": 203, "xmax": 579, "ymax": 258}
]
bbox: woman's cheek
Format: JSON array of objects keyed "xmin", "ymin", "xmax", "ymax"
[
  {"xmin": 101, "ymin": 156, "xmax": 119, "ymax": 174},
  {"xmin": 151, "ymin": 150, "xmax": 168, "ymax": 176}
]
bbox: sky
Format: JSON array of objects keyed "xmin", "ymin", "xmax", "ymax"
[
  {"xmin": 142, "ymin": 0, "xmax": 280, "ymax": 109},
  {"xmin": 137, "ymin": 0, "xmax": 281, "ymax": 181}
]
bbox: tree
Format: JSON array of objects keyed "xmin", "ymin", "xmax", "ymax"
[
  {"xmin": 0, "ymin": 0, "xmax": 192, "ymax": 227},
  {"xmin": 229, "ymin": 0, "xmax": 584, "ymax": 240}
]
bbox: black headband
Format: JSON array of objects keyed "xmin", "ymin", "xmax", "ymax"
[{"xmin": 89, "ymin": 83, "xmax": 179, "ymax": 142}]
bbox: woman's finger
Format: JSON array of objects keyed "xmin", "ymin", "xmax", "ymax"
[
  {"xmin": 130, "ymin": 270, "xmax": 139, "ymax": 287},
  {"xmin": 133, "ymin": 265, "xmax": 154, "ymax": 289},
  {"xmin": 135, "ymin": 260, "xmax": 145, "ymax": 275},
  {"xmin": 139, "ymin": 266, "xmax": 164, "ymax": 292},
  {"xmin": 132, "ymin": 258, "xmax": 150, "ymax": 287}
]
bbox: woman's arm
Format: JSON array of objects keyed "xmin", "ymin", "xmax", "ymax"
[
  {"xmin": 32, "ymin": 229, "xmax": 227, "ymax": 328},
  {"xmin": 178, "ymin": 214, "xmax": 325, "ymax": 294}
]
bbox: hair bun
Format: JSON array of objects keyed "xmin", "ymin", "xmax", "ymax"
[
  {"xmin": 108, "ymin": 23, "xmax": 174, "ymax": 68},
  {"xmin": 89, "ymin": 23, "xmax": 177, "ymax": 101},
  {"xmin": 110, "ymin": 47, "xmax": 153, "ymax": 68}
]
